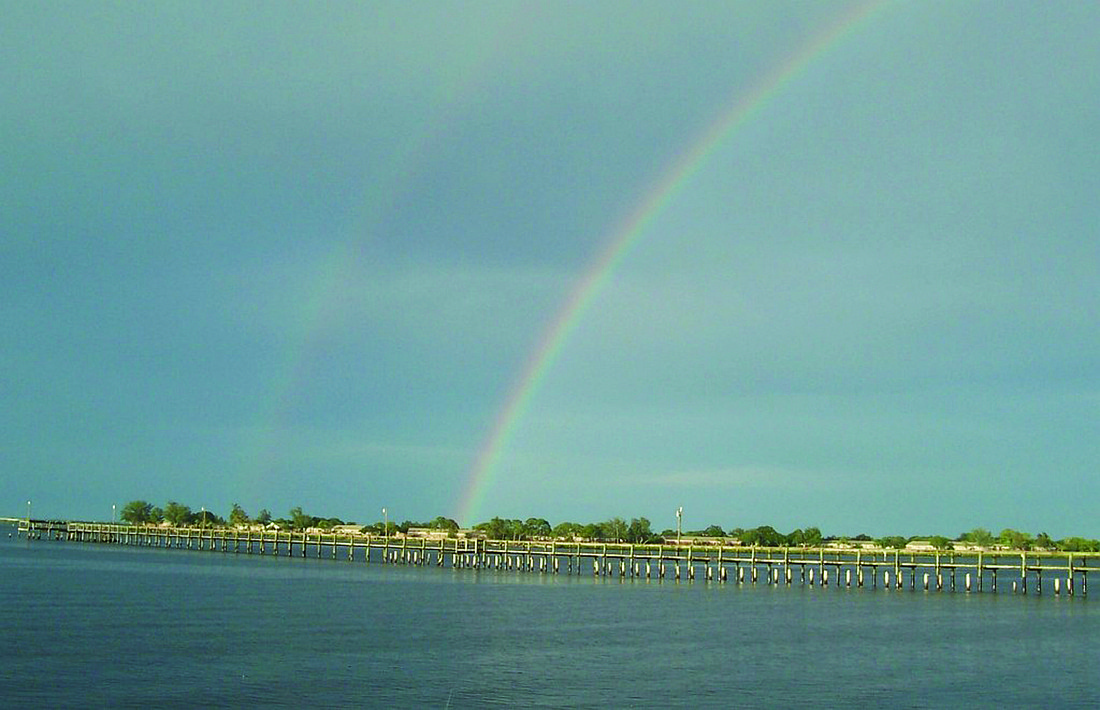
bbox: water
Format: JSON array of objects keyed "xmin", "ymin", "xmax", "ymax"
[{"xmin": 1, "ymin": 526, "xmax": 1097, "ymax": 708}]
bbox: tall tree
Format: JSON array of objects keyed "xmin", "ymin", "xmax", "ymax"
[
  {"xmin": 628, "ymin": 518, "xmax": 654, "ymax": 543},
  {"xmin": 524, "ymin": 518, "xmax": 551, "ymax": 538},
  {"xmin": 289, "ymin": 506, "xmax": 313, "ymax": 530},
  {"xmin": 229, "ymin": 503, "xmax": 250, "ymax": 527},
  {"xmin": 164, "ymin": 501, "xmax": 192, "ymax": 526},
  {"xmin": 929, "ymin": 535, "xmax": 952, "ymax": 550},
  {"xmin": 120, "ymin": 500, "xmax": 153, "ymax": 525},
  {"xmin": 605, "ymin": 517, "xmax": 626, "ymax": 542}
]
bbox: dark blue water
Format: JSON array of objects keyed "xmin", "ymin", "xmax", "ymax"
[{"xmin": 1, "ymin": 526, "xmax": 1097, "ymax": 708}]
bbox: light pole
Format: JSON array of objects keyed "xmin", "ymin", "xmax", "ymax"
[
  {"xmin": 201, "ymin": 506, "xmax": 206, "ymax": 531},
  {"xmin": 112, "ymin": 504, "xmax": 116, "ymax": 524},
  {"xmin": 27, "ymin": 500, "xmax": 31, "ymax": 524},
  {"xmin": 676, "ymin": 506, "xmax": 683, "ymax": 545},
  {"xmin": 382, "ymin": 507, "xmax": 387, "ymax": 537}
]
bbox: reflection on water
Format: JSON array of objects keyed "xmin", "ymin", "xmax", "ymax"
[{"xmin": 0, "ymin": 530, "xmax": 1096, "ymax": 708}]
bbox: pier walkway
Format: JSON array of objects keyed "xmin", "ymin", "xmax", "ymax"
[{"xmin": 13, "ymin": 519, "xmax": 1093, "ymax": 596}]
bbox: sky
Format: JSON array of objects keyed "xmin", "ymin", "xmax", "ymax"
[{"xmin": 3, "ymin": 1, "xmax": 1098, "ymax": 538}]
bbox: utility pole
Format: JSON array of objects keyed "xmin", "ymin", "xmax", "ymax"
[
  {"xmin": 382, "ymin": 507, "xmax": 388, "ymax": 537},
  {"xmin": 676, "ymin": 506, "xmax": 683, "ymax": 545}
]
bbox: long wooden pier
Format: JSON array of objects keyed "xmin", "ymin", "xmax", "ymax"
[{"xmin": 12, "ymin": 519, "xmax": 1093, "ymax": 597}]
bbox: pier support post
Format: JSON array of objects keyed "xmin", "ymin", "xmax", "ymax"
[{"xmin": 966, "ymin": 573, "xmax": 972, "ymax": 593}]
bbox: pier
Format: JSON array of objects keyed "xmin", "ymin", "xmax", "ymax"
[{"xmin": 12, "ymin": 519, "xmax": 1093, "ymax": 597}]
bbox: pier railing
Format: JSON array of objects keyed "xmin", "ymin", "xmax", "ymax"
[{"xmin": 14, "ymin": 519, "xmax": 1093, "ymax": 596}]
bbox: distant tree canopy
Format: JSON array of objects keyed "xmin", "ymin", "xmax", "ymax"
[
  {"xmin": 121, "ymin": 500, "xmax": 154, "ymax": 525},
  {"xmin": 959, "ymin": 528, "xmax": 994, "ymax": 547},
  {"xmin": 164, "ymin": 501, "xmax": 192, "ymax": 527},
  {"xmin": 229, "ymin": 503, "xmax": 249, "ymax": 527},
  {"xmin": 877, "ymin": 536, "xmax": 908, "ymax": 550},
  {"xmin": 108, "ymin": 500, "xmax": 1100, "ymax": 552},
  {"xmin": 289, "ymin": 507, "xmax": 314, "ymax": 531}
]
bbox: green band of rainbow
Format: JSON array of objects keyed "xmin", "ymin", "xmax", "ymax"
[{"xmin": 456, "ymin": 1, "xmax": 888, "ymax": 526}]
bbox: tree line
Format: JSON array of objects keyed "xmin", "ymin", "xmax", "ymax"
[
  {"xmin": 117, "ymin": 501, "xmax": 1100, "ymax": 552},
  {"xmin": 118, "ymin": 500, "xmax": 460, "ymax": 536}
]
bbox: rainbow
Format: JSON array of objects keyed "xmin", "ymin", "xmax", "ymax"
[{"xmin": 456, "ymin": 1, "xmax": 888, "ymax": 525}]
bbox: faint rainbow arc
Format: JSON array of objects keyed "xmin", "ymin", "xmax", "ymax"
[
  {"xmin": 456, "ymin": 1, "xmax": 888, "ymax": 525},
  {"xmin": 235, "ymin": 6, "xmax": 541, "ymax": 501}
]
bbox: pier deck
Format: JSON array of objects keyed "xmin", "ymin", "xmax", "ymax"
[{"xmin": 12, "ymin": 519, "xmax": 1092, "ymax": 596}]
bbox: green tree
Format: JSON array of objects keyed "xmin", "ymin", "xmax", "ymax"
[
  {"xmin": 474, "ymin": 517, "xmax": 510, "ymax": 540},
  {"xmin": 120, "ymin": 500, "xmax": 154, "ymax": 525},
  {"xmin": 742, "ymin": 526, "xmax": 783, "ymax": 547},
  {"xmin": 627, "ymin": 517, "xmax": 655, "ymax": 543},
  {"xmin": 999, "ymin": 529, "xmax": 1033, "ymax": 550},
  {"xmin": 164, "ymin": 501, "xmax": 192, "ymax": 526},
  {"xmin": 255, "ymin": 509, "xmax": 272, "ymax": 525},
  {"xmin": 966, "ymin": 528, "xmax": 994, "ymax": 547},
  {"xmin": 229, "ymin": 503, "xmax": 250, "ymax": 527},
  {"xmin": 149, "ymin": 506, "xmax": 164, "ymax": 524},
  {"xmin": 605, "ymin": 517, "xmax": 627, "ymax": 542},
  {"xmin": 430, "ymin": 516, "xmax": 460, "ymax": 532},
  {"xmin": 581, "ymin": 522, "xmax": 605, "ymax": 541},
  {"xmin": 876, "ymin": 536, "xmax": 907, "ymax": 550},
  {"xmin": 1034, "ymin": 532, "xmax": 1053, "ymax": 550},
  {"xmin": 700, "ymin": 524, "xmax": 726, "ymax": 538},
  {"xmin": 289, "ymin": 506, "xmax": 313, "ymax": 530},
  {"xmin": 929, "ymin": 535, "xmax": 952, "ymax": 550},
  {"xmin": 552, "ymin": 521, "xmax": 581, "ymax": 539},
  {"xmin": 524, "ymin": 518, "xmax": 552, "ymax": 538},
  {"xmin": 193, "ymin": 509, "xmax": 221, "ymax": 526},
  {"xmin": 802, "ymin": 527, "xmax": 823, "ymax": 547}
]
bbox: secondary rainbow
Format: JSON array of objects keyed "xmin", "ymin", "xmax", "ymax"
[{"xmin": 456, "ymin": 1, "xmax": 888, "ymax": 525}]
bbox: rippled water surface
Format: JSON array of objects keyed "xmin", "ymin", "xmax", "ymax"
[{"xmin": 1, "ymin": 528, "xmax": 1096, "ymax": 708}]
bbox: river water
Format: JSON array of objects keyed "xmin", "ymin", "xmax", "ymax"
[{"xmin": 1, "ymin": 526, "xmax": 1096, "ymax": 708}]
